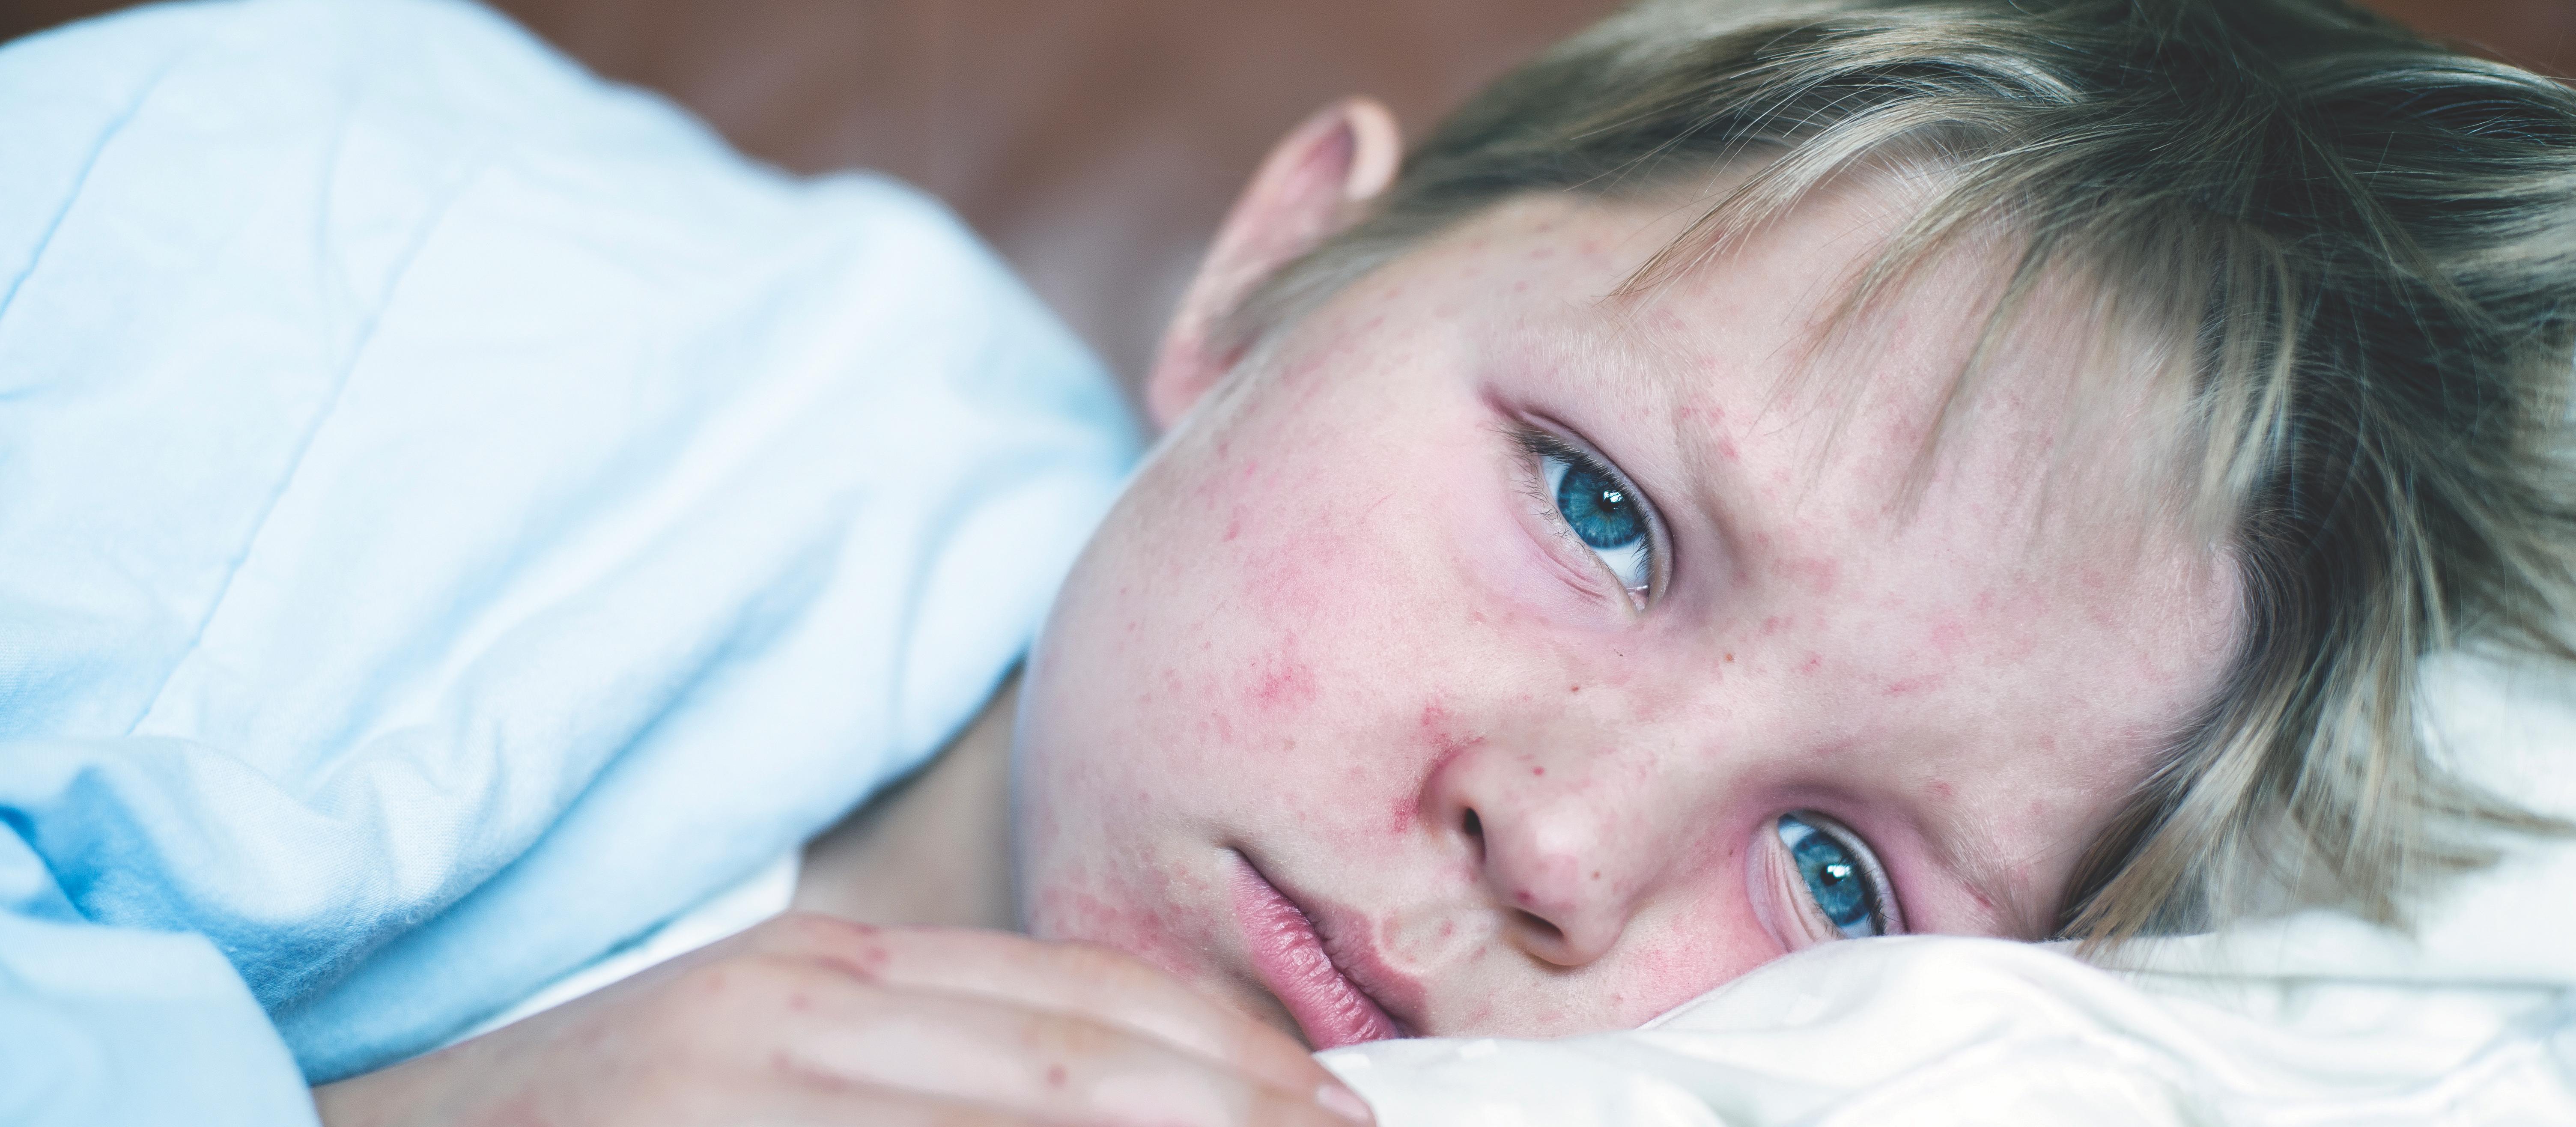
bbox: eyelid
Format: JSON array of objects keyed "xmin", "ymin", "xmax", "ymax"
[
  {"xmin": 1509, "ymin": 423, "xmax": 1670, "ymax": 605},
  {"xmin": 1781, "ymin": 810, "xmax": 1904, "ymax": 939}
]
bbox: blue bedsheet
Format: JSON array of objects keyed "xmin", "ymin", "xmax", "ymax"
[{"xmin": 0, "ymin": 0, "xmax": 1138, "ymax": 1120}]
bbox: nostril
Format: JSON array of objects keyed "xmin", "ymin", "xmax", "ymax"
[
  {"xmin": 1515, "ymin": 909, "xmax": 1562, "ymax": 945},
  {"xmin": 1461, "ymin": 808, "xmax": 1483, "ymax": 849}
]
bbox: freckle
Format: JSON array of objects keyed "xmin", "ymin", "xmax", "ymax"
[{"xmin": 1723, "ymin": 652, "xmax": 1734, "ymax": 663}]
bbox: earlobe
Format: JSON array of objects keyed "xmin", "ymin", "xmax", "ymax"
[{"xmin": 1145, "ymin": 97, "xmax": 1404, "ymax": 431}]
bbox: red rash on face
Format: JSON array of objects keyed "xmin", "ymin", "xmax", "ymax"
[
  {"xmin": 1786, "ymin": 557, "xmax": 1841, "ymax": 595},
  {"xmin": 1012, "ymin": 187, "xmax": 2246, "ymax": 1048},
  {"xmin": 1249, "ymin": 643, "xmax": 1321, "ymax": 710}
]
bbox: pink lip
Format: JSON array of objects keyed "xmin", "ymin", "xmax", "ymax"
[{"xmin": 1229, "ymin": 854, "xmax": 1407, "ymax": 1049}]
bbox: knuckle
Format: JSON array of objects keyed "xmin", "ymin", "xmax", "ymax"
[
  {"xmin": 763, "ymin": 909, "xmax": 883, "ymax": 952},
  {"xmin": 763, "ymin": 911, "xmax": 899, "ymax": 980}
]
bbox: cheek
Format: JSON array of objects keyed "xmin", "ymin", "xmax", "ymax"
[{"xmin": 1021, "ymin": 841, "xmax": 1220, "ymax": 978}]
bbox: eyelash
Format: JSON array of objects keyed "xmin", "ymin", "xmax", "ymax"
[
  {"xmin": 1776, "ymin": 811, "xmax": 1901, "ymax": 940},
  {"xmin": 1511, "ymin": 425, "xmax": 1666, "ymax": 605}
]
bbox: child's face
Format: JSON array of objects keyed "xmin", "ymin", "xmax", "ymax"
[{"xmin": 1013, "ymin": 173, "xmax": 2243, "ymax": 1048}]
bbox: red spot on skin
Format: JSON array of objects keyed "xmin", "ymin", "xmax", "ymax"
[
  {"xmin": 1929, "ymin": 617, "xmax": 1968, "ymax": 658},
  {"xmin": 1531, "ymin": 766, "xmax": 1546, "ymax": 777},
  {"xmin": 1389, "ymin": 794, "xmax": 1417, "ymax": 835},
  {"xmin": 1224, "ymin": 519, "xmax": 1241, "ymax": 542},
  {"xmin": 1717, "ymin": 437, "xmax": 1741, "ymax": 462},
  {"xmin": 1800, "ymin": 653, "xmax": 1824, "ymax": 674},
  {"xmin": 1047, "ymin": 1065, "xmax": 1067, "ymax": 1088},
  {"xmin": 1884, "ymin": 675, "xmax": 1942, "ymax": 696},
  {"xmin": 1569, "ymin": 684, "xmax": 1582, "ymax": 693},
  {"xmin": 1250, "ymin": 658, "xmax": 1319, "ymax": 709},
  {"xmin": 1516, "ymin": 890, "xmax": 1535, "ymax": 905},
  {"xmin": 1723, "ymin": 652, "xmax": 1735, "ymax": 663},
  {"xmin": 1787, "ymin": 557, "xmax": 1840, "ymax": 595},
  {"xmin": 1419, "ymin": 703, "xmax": 1484, "ymax": 761},
  {"xmin": 1761, "ymin": 615, "xmax": 1792, "ymax": 636},
  {"xmin": 1930, "ymin": 780, "xmax": 1954, "ymax": 799}
]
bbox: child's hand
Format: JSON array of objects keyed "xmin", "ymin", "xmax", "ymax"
[{"xmin": 313, "ymin": 912, "xmax": 1374, "ymax": 1127}]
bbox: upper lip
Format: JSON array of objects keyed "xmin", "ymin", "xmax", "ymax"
[{"xmin": 1236, "ymin": 851, "xmax": 1423, "ymax": 1038}]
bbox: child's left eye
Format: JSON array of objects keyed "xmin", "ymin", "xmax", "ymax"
[
  {"xmin": 1776, "ymin": 813, "xmax": 1894, "ymax": 939},
  {"xmin": 1522, "ymin": 430, "xmax": 1656, "ymax": 603}
]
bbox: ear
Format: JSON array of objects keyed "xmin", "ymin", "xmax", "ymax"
[{"xmin": 1145, "ymin": 97, "xmax": 1403, "ymax": 431}]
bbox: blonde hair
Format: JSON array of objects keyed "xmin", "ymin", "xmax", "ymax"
[{"xmin": 1233, "ymin": 0, "xmax": 2576, "ymax": 941}]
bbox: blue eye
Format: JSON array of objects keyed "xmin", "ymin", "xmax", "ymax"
[
  {"xmin": 1775, "ymin": 813, "xmax": 1888, "ymax": 939},
  {"xmin": 1530, "ymin": 438, "xmax": 1653, "ymax": 598}
]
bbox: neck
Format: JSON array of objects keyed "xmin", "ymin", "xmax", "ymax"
[{"xmin": 793, "ymin": 671, "xmax": 1021, "ymax": 930}]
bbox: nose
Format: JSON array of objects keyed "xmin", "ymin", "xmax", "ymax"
[{"xmin": 1427, "ymin": 739, "xmax": 1668, "ymax": 967}]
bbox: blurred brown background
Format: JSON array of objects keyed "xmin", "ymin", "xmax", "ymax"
[{"xmin": 5, "ymin": 0, "xmax": 2570, "ymax": 385}]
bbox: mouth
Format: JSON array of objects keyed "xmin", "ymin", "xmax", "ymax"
[{"xmin": 1227, "ymin": 851, "xmax": 1411, "ymax": 1049}]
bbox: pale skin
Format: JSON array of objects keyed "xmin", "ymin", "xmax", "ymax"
[{"xmin": 317, "ymin": 99, "xmax": 2243, "ymax": 1125}]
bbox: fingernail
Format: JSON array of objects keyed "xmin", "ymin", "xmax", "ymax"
[{"xmin": 1316, "ymin": 1082, "xmax": 1375, "ymax": 1124}]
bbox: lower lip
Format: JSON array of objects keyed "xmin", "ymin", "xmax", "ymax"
[{"xmin": 1229, "ymin": 856, "xmax": 1404, "ymax": 1050}]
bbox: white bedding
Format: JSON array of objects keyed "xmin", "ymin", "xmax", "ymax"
[{"xmin": 1324, "ymin": 647, "xmax": 2576, "ymax": 1124}]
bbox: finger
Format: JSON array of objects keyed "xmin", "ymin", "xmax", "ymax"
[
  {"xmin": 727, "ymin": 1084, "xmax": 1036, "ymax": 1127},
  {"xmin": 763, "ymin": 916, "xmax": 1351, "ymax": 1108},
  {"xmin": 756, "ymin": 968, "xmax": 1367, "ymax": 1127}
]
